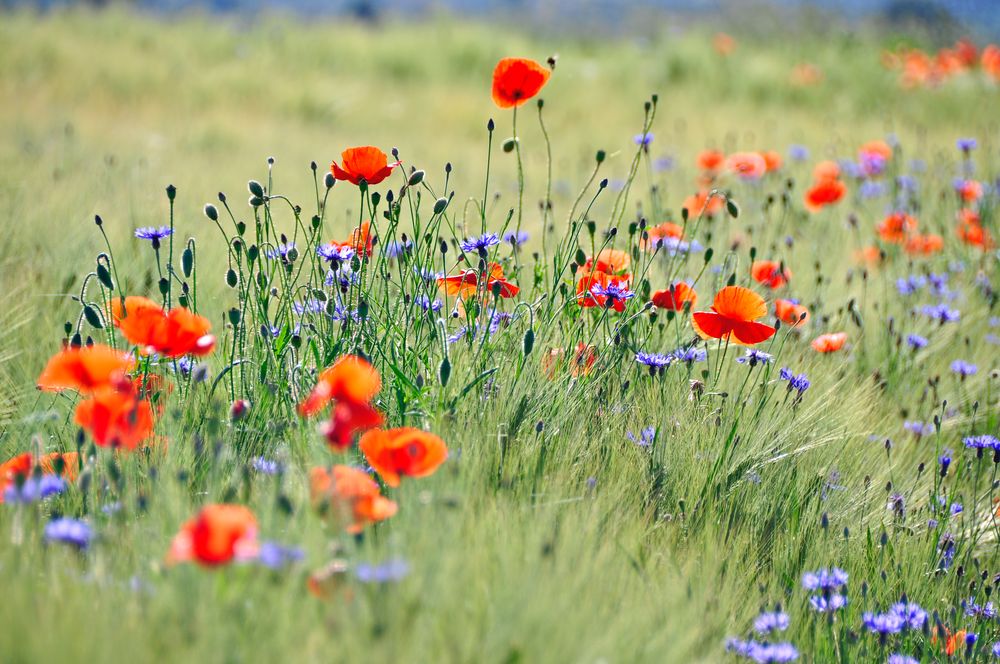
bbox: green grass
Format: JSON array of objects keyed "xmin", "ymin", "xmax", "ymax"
[{"xmin": 0, "ymin": 8, "xmax": 999, "ymax": 663}]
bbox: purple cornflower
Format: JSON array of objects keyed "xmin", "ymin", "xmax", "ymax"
[
  {"xmin": 257, "ymin": 541, "xmax": 304, "ymax": 570},
  {"xmin": 964, "ymin": 435, "xmax": 1000, "ymax": 450},
  {"xmin": 950, "ymin": 360, "xmax": 977, "ymax": 378},
  {"xmin": 788, "ymin": 144, "xmax": 809, "ymax": 161},
  {"xmin": 317, "ymin": 243, "xmax": 355, "ymax": 263},
  {"xmin": 459, "ymin": 232, "xmax": 499, "ymax": 255},
  {"xmin": 859, "ymin": 152, "xmax": 887, "ymax": 178},
  {"xmin": 266, "ymin": 242, "xmax": 296, "ymax": 261},
  {"xmin": 889, "ymin": 601, "xmax": 927, "ymax": 630},
  {"xmin": 627, "ymin": 426, "xmax": 656, "ymax": 448},
  {"xmin": 415, "ymin": 294, "xmax": 443, "ymax": 313},
  {"xmin": 383, "ymin": 239, "xmax": 412, "ymax": 258},
  {"xmin": 635, "ymin": 352, "xmax": 672, "ymax": 373},
  {"xmin": 809, "ymin": 594, "xmax": 847, "ymax": 613},
  {"xmin": 653, "ymin": 155, "xmax": 675, "ymax": 172},
  {"xmin": 590, "ymin": 280, "xmax": 635, "ymax": 307},
  {"xmin": 887, "ymin": 492, "xmax": 905, "ymax": 518},
  {"xmin": 447, "ymin": 326, "xmax": 474, "ymax": 345},
  {"xmin": 862, "ymin": 611, "xmax": 905, "ymax": 636},
  {"xmin": 940, "ymin": 451, "xmax": 952, "ymax": 476},
  {"xmin": 134, "ymin": 226, "xmax": 173, "ymax": 241},
  {"xmin": 503, "ymin": 230, "xmax": 530, "ymax": 246},
  {"xmin": 251, "ymin": 457, "xmax": 282, "ymax": 475},
  {"xmin": 3, "ymin": 474, "xmax": 66, "ymax": 504},
  {"xmin": 753, "ymin": 611, "xmax": 790, "ymax": 635},
  {"xmin": 802, "ymin": 568, "xmax": 848, "ymax": 591},
  {"xmin": 903, "ymin": 420, "xmax": 935, "ymax": 437},
  {"xmin": 957, "ymin": 138, "xmax": 978, "ymax": 152},
  {"xmin": 725, "ymin": 639, "xmax": 798, "ymax": 663},
  {"xmin": 905, "ymin": 334, "xmax": 927, "ymax": 350},
  {"xmin": 293, "ymin": 299, "xmax": 326, "ymax": 316},
  {"xmin": 633, "ymin": 132, "xmax": 653, "ymax": 147},
  {"xmin": 991, "ymin": 641, "xmax": 1000, "ymax": 657},
  {"xmin": 888, "ymin": 655, "xmax": 918, "ymax": 664},
  {"xmin": 896, "ymin": 175, "xmax": 917, "ymax": 192},
  {"xmin": 44, "ymin": 518, "xmax": 92, "ymax": 550},
  {"xmin": 355, "ymin": 558, "xmax": 409, "ymax": 583},
  {"xmin": 895, "ymin": 275, "xmax": 926, "ymax": 295},
  {"xmin": 671, "ymin": 346, "xmax": 707, "ymax": 365},
  {"xmin": 919, "ymin": 304, "xmax": 960, "ymax": 324},
  {"xmin": 779, "ymin": 368, "xmax": 810, "ymax": 395},
  {"xmin": 859, "ymin": 180, "xmax": 886, "ymax": 199},
  {"xmin": 737, "ymin": 349, "xmax": 772, "ymax": 367}
]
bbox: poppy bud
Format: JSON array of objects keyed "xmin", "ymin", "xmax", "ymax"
[
  {"xmin": 166, "ymin": 184, "xmax": 176, "ymax": 201},
  {"xmin": 228, "ymin": 308, "xmax": 241, "ymax": 326},
  {"xmin": 599, "ymin": 178, "xmax": 608, "ymax": 189},
  {"xmin": 248, "ymin": 180, "xmax": 264, "ymax": 198},
  {"xmin": 439, "ymin": 357, "xmax": 451, "ymax": 386},
  {"xmin": 204, "ymin": 204, "xmax": 218, "ymax": 221},
  {"xmin": 83, "ymin": 305, "xmax": 102, "ymax": 329},
  {"xmin": 523, "ymin": 328, "xmax": 535, "ymax": 356},
  {"xmin": 247, "ymin": 245, "xmax": 259, "ymax": 262},
  {"xmin": 249, "ymin": 196, "xmax": 264, "ymax": 207},
  {"xmin": 158, "ymin": 278, "xmax": 169, "ymax": 295},
  {"xmin": 726, "ymin": 198, "xmax": 740, "ymax": 218},
  {"xmin": 408, "ymin": 170, "xmax": 425, "ymax": 186},
  {"xmin": 236, "ymin": 221, "xmax": 246, "ymax": 235},
  {"xmin": 97, "ymin": 263, "xmax": 114, "ymax": 290},
  {"xmin": 434, "ymin": 197, "xmax": 449, "ymax": 215},
  {"xmin": 286, "ymin": 247, "xmax": 299, "ymax": 263},
  {"xmin": 182, "ymin": 248, "xmax": 194, "ymax": 278},
  {"xmin": 226, "ymin": 269, "xmax": 238, "ymax": 288},
  {"xmin": 502, "ymin": 138, "xmax": 517, "ymax": 153}
]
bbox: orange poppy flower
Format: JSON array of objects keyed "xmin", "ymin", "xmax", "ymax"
[
  {"xmin": 725, "ymin": 152, "xmax": 767, "ymax": 180},
  {"xmin": 491, "ymin": 57, "xmax": 551, "ymax": 109},
  {"xmin": 37, "ymin": 344, "xmax": 135, "ymax": 394},
  {"xmin": 956, "ymin": 215, "xmax": 994, "ymax": 249},
  {"xmin": 751, "ymin": 260, "xmax": 791, "ymax": 289},
  {"xmin": 759, "ymin": 151, "xmax": 783, "ymax": 172},
  {"xmin": 804, "ymin": 178, "xmax": 847, "ymax": 213},
  {"xmin": 0, "ymin": 452, "xmax": 79, "ymax": 503},
  {"xmin": 299, "ymin": 355, "xmax": 381, "ymax": 417},
  {"xmin": 955, "ymin": 179, "xmax": 983, "ymax": 203},
  {"xmin": 712, "ymin": 32, "xmax": 736, "ymax": 56},
  {"xmin": 330, "ymin": 146, "xmax": 399, "ymax": 186},
  {"xmin": 983, "ymin": 44, "xmax": 1000, "ymax": 80},
  {"xmin": 319, "ymin": 401, "xmax": 384, "ymax": 452},
  {"xmin": 904, "ymin": 233, "xmax": 944, "ymax": 256},
  {"xmin": 167, "ymin": 504, "xmax": 259, "ymax": 567},
  {"xmin": 326, "ymin": 221, "xmax": 376, "ymax": 258},
  {"xmin": 359, "ymin": 427, "xmax": 448, "ymax": 488},
  {"xmin": 111, "ymin": 296, "xmax": 215, "ymax": 358},
  {"xmin": 576, "ymin": 270, "xmax": 631, "ymax": 312},
  {"xmin": 854, "ymin": 245, "xmax": 882, "ymax": 265},
  {"xmin": 859, "ymin": 139, "xmax": 893, "ymax": 162},
  {"xmin": 584, "ymin": 248, "xmax": 631, "ymax": 275},
  {"xmin": 438, "ymin": 262, "xmax": 519, "ymax": 299},
  {"xmin": 692, "ymin": 286, "xmax": 776, "ymax": 346},
  {"xmin": 697, "ymin": 149, "xmax": 725, "ymax": 173},
  {"xmin": 541, "ymin": 343, "xmax": 598, "ymax": 379},
  {"xmin": 682, "ymin": 190, "xmax": 724, "ymax": 218},
  {"xmin": 774, "ymin": 299, "xmax": 809, "ymax": 326},
  {"xmin": 876, "ymin": 212, "xmax": 918, "ymax": 244},
  {"xmin": 811, "ymin": 332, "xmax": 847, "ymax": 353},
  {"xmin": 812, "ymin": 160, "xmax": 841, "ymax": 182},
  {"xmin": 651, "ymin": 282, "xmax": 697, "ymax": 312},
  {"xmin": 309, "ymin": 465, "xmax": 398, "ymax": 534},
  {"xmin": 74, "ymin": 385, "xmax": 155, "ymax": 451},
  {"xmin": 642, "ymin": 222, "xmax": 685, "ymax": 251},
  {"xmin": 945, "ymin": 629, "xmax": 967, "ymax": 657}
]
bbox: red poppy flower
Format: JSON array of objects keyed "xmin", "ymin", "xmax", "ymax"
[
  {"xmin": 576, "ymin": 269, "xmax": 631, "ymax": 312},
  {"xmin": 319, "ymin": 401, "xmax": 384, "ymax": 452},
  {"xmin": 956, "ymin": 211, "xmax": 994, "ymax": 249},
  {"xmin": 804, "ymin": 178, "xmax": 846, "ymax": 213},
  {"xmin": 774, "ymin": 299, "xmax": 809, "ymax": 326},
  {"xmin": 167, "ymin": 504, "xmax": 259, "ymax": 567},
  {"xmin": 692, "ymin": 286, "xmax": 776, "ymax": 346},
  {"xmin": 358, "ymin": 427, "xmax": 448, "ymax": 487},
  {"xmin": 309, "ymin": 465, "xmax": 398, "ymax": 533},
  {"xmin": 859, "ymin": 139, "xmax": 892, "ymax": 163},
  {"xmin": 812, "ymin": 160, "xmax": 841, "ymax": 182},
  {"xmin": 697, "ymin": 149, "xmax": 726, "ymax": 173},
  {"xmin": 74, "ymin": 385, "xmax": 155, "ymax": 451},
  {"xmin": 904, "ymin": 233, "xmax": 944, "ymax": 256},
  {"xmin": 713, "ymin": 33, "xmax": 736, "ymax": 56},
  {"xmin": 331, "ymin": 146, "xmax": 399, "ymax": 186},
  {"xmin": 541, "ymin": 343, "xmax": 598, "ymax": 379},
  {"xmin": 491, "ymin": 57, "xmax": 551, "ymax": 109},
  {"xmin": 111, "ymin": 296, "xmax": 215, "ymax": 358},
  {"xmin": 437, "ymin": 262, "xmax": 519, "ymax": 299},
  {"xmin": 0, "ymin": 452, "xmax": 79, "ymax": 503},
  {"xmin": 876, "ymin": 212, "xmax": 918, "ymax": 244},
  {"xmin": 759, "ymin": 151, "xmax": 783, "ymax": 172},
  {"xmin": 651, "ymin": 282, "xmax": 697, "ymax": 312},
  {"xmin": 37, "ymin": 344, "xmax": 135, "ymax": 394},
  {"xmin": 682, "ymin": 190, "xmax": 724, "ymax": 219},
  {"xmin": 955, "ymin": 179, "xmax": 983, "ymax": 203},
  {"xmin": 725, "ymin": 152, "xmax": 767, "ymax": 180},
  {"xmin": 751, "ymin": 260, "xmax": 791, "ymax": 289},
  {"xmin": 583, "ymin": 248, "xmax": 631, "ymax": 275},
  {"xmin": 299, "ymin": 355, "xmax": 381, "ymax": 417},
  {"xmin": 811, "ymin": 332, "xmax": 847, "ymax": 353},
  {"xmin": 641, "ymin": 222, "xmax": 687, "ymax": 251}
]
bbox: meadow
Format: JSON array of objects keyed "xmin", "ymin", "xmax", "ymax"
[{"xmin": 0, "ymin": 8, "xmax": 999, "ymax": 663}]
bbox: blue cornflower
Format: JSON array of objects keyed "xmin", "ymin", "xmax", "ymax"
[
  {"xmin": 919, "ymin": 304, "xmax": 960, "ymax": 324},
  {"xmin": 627, "ymin": 426, "xmax": 656, "ymax": 448},
  {"xmin": 447, "ymin": 326, "xmax": 474, "ymax": 344},
  {"xmin": 653, "ymin": 155, "xmax": 675, "ymax": 172},
  {"xmin": 488, "ymin": 310, "xmax": 513, "ymax": 335},
  {"xmin": 3, "ymin": 474, "xmax": 66, "ymax": 504},
  {"xmin": 788, "ymin": 144, "xmax": 809, "ymax": 161},
  {"xmin": 753, "ymin": 611, "xmax": 790, "ymax": 635},
  {"xmin": 266, "ymin": 242, "xmax": 296, "ymax": 261},
  {"xmin": 859, "ymin": 152, "xmax": 887, "ymax": 178},
  {"xmin": 904, "ymin": 420, "xmax": 934, "ymax": 437},
  {"xmin": 415, "ymin": 294, "xmax": 443, "ymax": 313},
  {"xmin": 802, "ymin": 568, "xmax": 848, "ymax": 591},
  {"xmin": 672, "ymin": 346, "xmax": 707, "ymax": 365},
  {"xmin": 991, "ymin": 641, "xmax": 1000, "ymax": 657},
  {"xmin": 896, "ymin": 175, "xmax": 918, "ymax": 192},
  {"xmin": 175, "ymin": 356, "xmax": 194, "ymax": 376},
  {"xmin": 503, "ymin": 230, "xmax": 530, "ymax": 246},
  {"xmin": 809, "ymin": 594, "xmax": 847, "ymax": 613},
  {"xmin": 859, "ymin": 180, "xmax": 886, "ymax": 199},
  {"xmin": 252, "ymin": 457, "xmax": 282, "ymax": 475},
  {"xmin": 590, "ymin": 280, "xmax": 635, "ymax": 306},
  {"xmin": 383, "ymin": 239, "xmax": 413, "ymax": 259},
  {"xmin": 889, "ymin": 601, "xmax": 927, "ymax": 630},
  {"xmin": 459, "ymin": 233, "xmax": 500, "ymax": 254},
  {"xmin": 635, "ymin": 352, "xmax": 672, "ymax": 371},
  {"xmin": 863, "ymin": 611, "xmax": 904, "ymax": 636},
  {"xmin": 317, "ymin": 243, "xmax": 355, "ymax": 263},
  {"xmin": 257, "ymin": 541, "xmax": 304, "ymax": 570},
  {"xmin": 725, "ymin": 639, "xmax": 799, "ymax": 662},
  {"xmin": 633, "ymin": 132, "xmax": 653, "ymax": 147},
  {"xmin": 325, "ymin": 266, "xmax": 358, "ymax": 290},
  {"xmin": 905, "ymin": 334, "xmax": 927, "ymax": 350},
  {"xmin": 950, "ymin": 503, "xmax": 964, "ymax": 516},
  {"xmin": 134, "ymin": 226, "xmax": 173, "ymax": 241},
  {"xmin": 328, "ymin": 303, "xmax": 358, "ymax": 323},
  {"xmin": 293, "ymin": 299, "xmax": 325, "ymax": 316},
  {"xmin": 895, "ymin": 275, "xmax": 926, "ymax": 295},
  {"xmin": 950, "ymin": 360, "xmax": 977, "ymax": 378},
  {"xmin": 964, "ymin": 435, "xmax": 1000, "ymax": 450},
  {"xmin": 44, "ymin": 518, "xmax": 92, "ymax": 550},
  {"xmin": 355, "ymin": 558, "xmax": 409, "ymax": 583},
  {"xmin": 940, "ymin": 451, "xmax": 952, "ymax": 475},
  {"xmin": 888, "ymin": 655, "xmax": 918, "ymax": 664},
  {"xmin": 737, "ymin": 349, "xmax": 772, "ymax": 367},
  {"xmin": 779, "ymin": 368, "xmax": 810, "ymax": 395},
  {"xmin": 957, "ymin": 138, "xmax": 978, "ymax": 152}
]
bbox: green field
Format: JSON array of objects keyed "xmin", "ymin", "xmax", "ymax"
[{"xmin": 1, "ymin": 8, "xmax": 999, "ymax": 663}]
